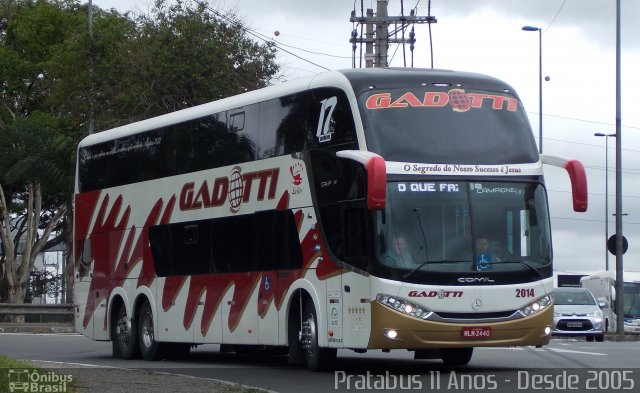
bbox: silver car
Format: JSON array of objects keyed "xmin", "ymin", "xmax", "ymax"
[{"xmin": 552, "ymin": 287, "xmax": 605, "ymax": 342}]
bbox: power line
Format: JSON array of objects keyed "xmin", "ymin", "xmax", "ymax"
[
  {"xmin": 543, "ymin": 136, "xmax": 640, "ymax": 156},
  {"xmin": 544, "ymin": 0, "xmax": 568, "ymax": 32},
  {"xmin": 527, "ymin": 110, "xmax": 640, "ymax": 131},
  {"xmin": 197, "ymin": 1, "xmax": 330, "ymax": 71},
  {"xmin": 270, "ymin": 39, "xmax": 351, "ymax": 59}
]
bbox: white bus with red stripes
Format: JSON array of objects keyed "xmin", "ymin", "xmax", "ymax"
[{"xmin": 74, "ymin": 68, "xmax": 587, "ymax": 370}]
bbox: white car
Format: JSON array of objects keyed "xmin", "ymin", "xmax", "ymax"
[{"xmin": 552, "ymin": 287, "xmax": 605, "ymax": 342}]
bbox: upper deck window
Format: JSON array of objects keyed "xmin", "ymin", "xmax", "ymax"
[{"xmin": 357, "ymin": 88, "xmax": 538, "ymax": 165}]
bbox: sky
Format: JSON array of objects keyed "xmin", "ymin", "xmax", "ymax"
[{"xmin": 91, "ymin": 0, "xmax": 640, "ymax": 276}]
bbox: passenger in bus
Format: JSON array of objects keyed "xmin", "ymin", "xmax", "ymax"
[
  {"xmin": 383, "ymin": 236, "xmax": 415, "ymax": 266},
  {"xmin": 476, "ymin": 237, "xmax": 501, "ymax": 271}
]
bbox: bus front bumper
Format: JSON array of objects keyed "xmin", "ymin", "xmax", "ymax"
[{"xmin": 367, "ymin": 301, "xmax": 553, "ymax": 349}]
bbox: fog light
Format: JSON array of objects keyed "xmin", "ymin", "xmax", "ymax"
[
  {"xmin": 385, "ymin": 329, "xmax": 398, "ymax": 339},
  {"xmin": 544, "ymin": 327, "xmax": 551, "ymax": 335}
]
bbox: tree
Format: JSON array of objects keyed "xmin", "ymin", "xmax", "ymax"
[
  {"xmin": 0, "ymin": 112, "xmax": 71, "ymax": 304},
  {"xmin": 89, "ymin": 0, "xmax": 279, "ymax": 129},
  {"xmin": 0, "ymin": 0, "xmax": 81, "ymax": 305},
  {"xmin": 0, "ymin": 0, "xmax": 280, "ymax": 304}
]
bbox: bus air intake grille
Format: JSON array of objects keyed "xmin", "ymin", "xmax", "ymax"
[{"xmin": 434, "ymin": 311, "xmax": 516, "ymax": 320}]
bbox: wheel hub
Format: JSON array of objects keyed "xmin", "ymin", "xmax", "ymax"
[{"xmin": 300, "ymin": 314, "xmax": 317, "ymax": 353}]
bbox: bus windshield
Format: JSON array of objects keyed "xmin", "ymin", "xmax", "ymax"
[
  {"xmin": 623, "ymin": 283, "xmax": 640, "ymax": 319},
  {"xmin": 374, "ymin": 181, "xmax": 551, "ymax": 282},
  {"xmin": 358, "ymin": 88, "xmax": 538, "ymax": 165}
]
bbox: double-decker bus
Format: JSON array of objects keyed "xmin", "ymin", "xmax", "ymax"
[{"xmin": 74, "ymin": 68, "xmax": 587, "ymax": 370}]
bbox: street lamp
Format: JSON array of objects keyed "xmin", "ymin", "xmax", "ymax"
[
  {"xmin": 522, "ymin": 26, "xmax": 542, "ymax": 154},
  {"xmin": 595, "ymin": 132, "xmax": 616, "ymax": 271}
]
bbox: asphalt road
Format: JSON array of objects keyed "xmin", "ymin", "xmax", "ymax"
[{"xmin": 2, "ymin": 333, "xmax": 640, "ymax": 393}]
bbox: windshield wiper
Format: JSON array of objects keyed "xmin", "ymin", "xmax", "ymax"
[
  {"xmin": 490, "ymin": 260, "xmax": 543, "ymax": 278},
  {"xmin": 403, "ymin": 260, "xmax": 467, "ymax": 280}
]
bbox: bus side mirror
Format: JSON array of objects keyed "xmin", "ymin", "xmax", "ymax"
[
  {"xmin": 367, "ymin": 156, "xmax": 386, "ymax": 210},
  {"xmin": 336, "ymin": 150, "xmax": 387, "ymax": 211},
  {"xmin": 541, "ymin": 155, "xmax": 588, "ymax": 212}
]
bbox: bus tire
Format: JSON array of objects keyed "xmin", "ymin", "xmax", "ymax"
[
  {"xmin": 300, "ymin": 300, "xmax": 336, "ymax": 371},
  {"xmin": 138, "ymin": 300, "xmax": 167, "ymax": 361},
  {"xmin": 440, "ymin": 348, "xmax": 473, "ymax": 366},
  {"xmin": 112, "ymin": 302, "xmax": 140, "ymax": 359}
]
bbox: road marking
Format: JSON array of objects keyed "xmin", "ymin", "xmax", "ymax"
[
  {"xmin": 547, "ymin": 348, "xmax": 607, "ymax": 356},
  {"xmin": 30, "ymin": 359, "xmax": 114, "ymax": 368}
]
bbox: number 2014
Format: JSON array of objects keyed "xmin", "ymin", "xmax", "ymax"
[{"xmin": 516, "ymin": 288, "xmax": 535, "ymax": 298}]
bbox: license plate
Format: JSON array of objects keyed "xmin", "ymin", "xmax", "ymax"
[
  {"xmin": 567, "ymin": 322, "xmax": 583, "ymax": 328},
  {"xmin": 461, "ymin": 326, "xmax": 492, "ymax": 339}
]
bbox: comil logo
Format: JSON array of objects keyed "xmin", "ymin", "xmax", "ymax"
[
  {"xmin": 7, "ymin": 369, "xmax": 72, "ymax": 393},
  {"xmin": 179, "ymin": 167, "xmax": 280, "ymax": 214}
]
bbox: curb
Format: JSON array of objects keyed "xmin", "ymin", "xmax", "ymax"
[{"xmin": 0, "ymin": 324, "xmax": 75, "ymax": 334}]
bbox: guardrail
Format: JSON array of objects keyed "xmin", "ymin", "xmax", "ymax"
[{"xmin": 0, "ymin": 303, "xmax": 74, "ymax": 323}]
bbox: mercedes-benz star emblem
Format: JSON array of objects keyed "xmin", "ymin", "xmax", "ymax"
[{"xmin": 472, "ymin": 299, "xmax": 483, "ymax": 310}]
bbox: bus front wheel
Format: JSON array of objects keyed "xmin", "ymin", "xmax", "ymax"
[
  {"xmin": 300, "ymin": 300, "xmax": 336, "ymax": 371},
  {"xmin": 440, "ymin": 348, "xmax": 473, "ymax": 366}
]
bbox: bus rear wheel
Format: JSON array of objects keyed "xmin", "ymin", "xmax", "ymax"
[
  {"xmin": 440, "ymin": 348, "xmax": 473, "ymax": 366},
  {"xmin": 138, "ymin": 301, "xmax": 168, "ymax": 361},
  {"xmin": 300, "ymin": 300, "xmax": 336, "ymax": 371},
  {"xmin": 112, "ymin": 303, "xmax": 139, "ymax": 359}
]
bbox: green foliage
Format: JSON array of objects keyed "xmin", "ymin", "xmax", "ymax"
[
  {"xmin": 0, "ymin": 0, "xmax": 280, "ymax": 303},
  {"xmin": 92, "ymin": 0, "xmax": 279, "ymax": 128},
  {"xmin": 0, "ymin": 111, "xmax": 73, "ymax": 192}
]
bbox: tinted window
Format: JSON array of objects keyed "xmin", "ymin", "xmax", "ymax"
[
  {"xmin": 258, "ymin": 94, "xmax": 308, "ymax": 159},
  {"xmin": 320, "ymin": 200, "xmax": 371, "ymax": 272},
  {"xmin": 307, "ymin": 88, "xmax": 358, "ymax": 151},
  {"xmin": 149, "ymin": 210, "xmax": 303, "ymax": 276},
  {"xmin": 358, "ymin": 88, "xmax": 538, "ymax": 164},
  {"xmin": 309, "ymin": 149, "xmax": 367, "ymax": 206},
  {"xmin": 79, "ymin": 94, "xmax": 309, "ymax": 192}
]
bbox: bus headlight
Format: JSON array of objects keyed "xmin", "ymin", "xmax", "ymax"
[
  {"xmin": 376, "ymin": 294, "xmax": 433, "ymax": 320},
  {"xmin": 518, "ymin": 295, "xmax": 552, "ymax": 317}
]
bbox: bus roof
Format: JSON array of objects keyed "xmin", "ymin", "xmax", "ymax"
[
  {"xmin": 79, "ymin": 67, "xmax": 519, "ymax": 149},
  {"xmin": 581, "ymin": 270, "xmax": 640, "ymax": 283}
]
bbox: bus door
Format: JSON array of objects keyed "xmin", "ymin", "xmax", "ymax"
[{"xmin": 258, "ymin": 271, "xmax": 280, "ymax": 345}]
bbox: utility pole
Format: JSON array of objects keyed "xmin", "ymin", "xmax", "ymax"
[
  {"xmin": 365, "ymin": 8, "xmax": 374, "ymax": 68},
  {"xmin": 350, "ymin": 0, "xmax": 437, "ymax": 68},
  {"xmin": 614, "ymin": 0, "xmax": 624, "ymax": 336},
  {"xmin": 375, "ymin": 0, "xmax": 389, "ymax": 68}
]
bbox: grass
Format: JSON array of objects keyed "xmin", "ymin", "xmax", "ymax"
[
  {"xmin": 0, "ymin": 354, "xmax": 75, "ymax": 392},
  {"xmin": 0, "ymin": 354, "xmax": 32, "ymax": 368}
]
